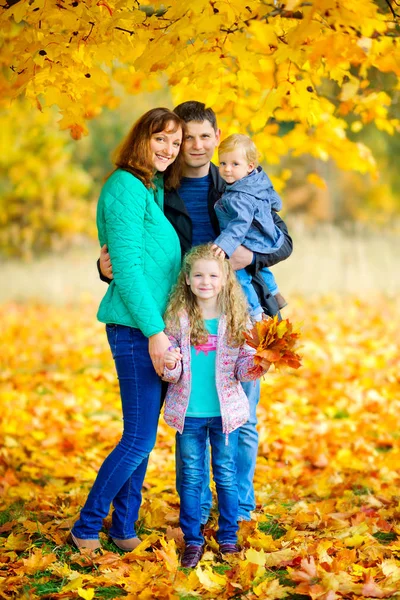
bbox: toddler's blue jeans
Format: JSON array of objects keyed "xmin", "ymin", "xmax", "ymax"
[
  {"xmin": 72, "ymin": 324, "xmax": 161, "ymax": 540},
  {"xmin": 176, "ymin": 417, "xmax": 239, "ymax": 546},
  {"xmin": 236, "ymin": 267, "xmax": 279, "ymax": 318}
]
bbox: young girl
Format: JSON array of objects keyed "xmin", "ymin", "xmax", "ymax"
[{"xmin": 162, "ymin": 244, "xmax": 269, "ymax": 568}]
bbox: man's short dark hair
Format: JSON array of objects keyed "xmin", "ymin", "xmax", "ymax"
[{"xmin": 173, "ymin": 101, "xmax": 218, "ymax": 131}]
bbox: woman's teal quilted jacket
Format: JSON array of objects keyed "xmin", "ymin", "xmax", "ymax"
[{"xmin": 96, "ymin": 169, "xmax": 181, "ymax": 337}]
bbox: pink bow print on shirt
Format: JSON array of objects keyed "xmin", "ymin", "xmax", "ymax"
[{"xmin": 193, "ymin": 334, "xmax": 217, "ymax": 356}]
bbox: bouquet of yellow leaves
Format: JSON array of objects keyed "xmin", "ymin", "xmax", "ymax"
[{"xmin": 244, "ymin": 316, "xmax": 302, "ymax": 375}]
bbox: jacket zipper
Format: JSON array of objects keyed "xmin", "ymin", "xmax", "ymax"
[
  {"xmin": 215, "ymin": 318, "xmax": 229, "ymax": 445},
  {"xmin": 180, "ymin": 328, "xmax": 191, "ymax": 434}
]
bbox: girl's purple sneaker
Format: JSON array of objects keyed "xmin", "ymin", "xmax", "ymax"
[
  {"xmin": 219, "ymin": 542, "xmax": 240, "ymax": 555},
  {"xmin": 181, "ymin": 544, "xmax": 204, "ymax": 568}
]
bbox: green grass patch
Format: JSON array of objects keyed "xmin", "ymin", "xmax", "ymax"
[
  {"xmin": 95, "ymin": 586, "xmax": 127, "ymax": 599},
  {"xmin": 279, "ymin": 500, "xmax": 297, "ymax": 510},
  {"xmin": 213, "ymin": 564, "xmax": 231, "ymax": 575},
  {"xmin": 375, "ymin": 445, "xmax": 392, "ymax": 453},
  {"xmin": 373, "ymin": 531, "xmax": 397, "ymax": 544},
  {"xmin": 275, "ymin": 569, "xmax": 295, "ymax": 587},
  {"xmin": 0, "ymin": 501, "xmax": 25, "ymax": 526},
  {"xmin": 333, "ymin": 409, "xmax": 349, "ymax": 419},
  {"xmin": 132, "ymin": 519, "xmax": 153, "ymax": 538},
  {"xmin": 258, "ymin": 518, "xmax": 286, "ymax": 539},
  {"xmin": 26, "ymin": 577, "xmax": 64, "ymax": 597},
  {"xmin": 352, "ymin": 485, "xmax": 370, "ymax": 496},
  {"xmin": 101, "ymin": 537, "xmax": 125, "ymax": 555}
]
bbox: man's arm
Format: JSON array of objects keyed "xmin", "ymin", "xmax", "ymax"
[
  {"xmin": 99, "ymin": 211, "xmax": 292, "ymax": 276},
  {"xmin": 97, "ymin": 244, "xmax": 113, "ymax": 283},
  {"xmin": 229, "ymin": 212, "xmax": 293, "ymax": 272}
]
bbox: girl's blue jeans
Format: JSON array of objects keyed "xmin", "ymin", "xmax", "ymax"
[
  {"xmin": 176, "ymin": 379, "xmax": 260, "ymax": 523},
  {"xmin": 72, "ymin": 324, "xmax": 161, "ymax": 540},
  {"xmin": 176, "ymin": 417, "xmax": 239, "ymax": 546}
]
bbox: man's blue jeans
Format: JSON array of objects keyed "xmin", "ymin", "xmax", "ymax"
[
  {"xmin": 176, "ymin": 417, "xmax": 239, "ymax": 546},
  {"xmin": 175, "ymin": 379, "xmax": 260, "ymax": 523},
  {"xmin": 72, "ymin": 325, "xmax": 161, "ymax": 540}
]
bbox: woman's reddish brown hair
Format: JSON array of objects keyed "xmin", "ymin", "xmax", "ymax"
[{"xmin": 113, "ymin": 108, "xmax": 183, "ymax": 189}]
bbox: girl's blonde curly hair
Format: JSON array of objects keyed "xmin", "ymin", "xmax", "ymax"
[{"xmin": 164, "ymin": 244, "xmax": 251, "ymax": 346}]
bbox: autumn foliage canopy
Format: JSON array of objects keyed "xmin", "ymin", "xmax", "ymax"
[{"xmin": 1, "ymin": 0, "xmax": 399, "ymax": 175}]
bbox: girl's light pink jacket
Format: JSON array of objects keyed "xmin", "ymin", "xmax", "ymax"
[{"xmin": 162, "ymin": 311, "xmax": 263, "ymax": 435}]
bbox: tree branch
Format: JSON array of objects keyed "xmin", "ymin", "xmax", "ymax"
[
  {"xmin": 383, "ymin": 0, "xmax": 400, "ymax": 22},
  {"xmin": 384, "ymin": 0, "xmax": 397, "ymax": 18},
  {"xmin": 115, "ymin": 27, "xmax": 134, "ymax": 35}
]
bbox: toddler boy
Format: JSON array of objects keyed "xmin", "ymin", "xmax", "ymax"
[{"xmin": 213, "ymin": 134, "xmax": 287, "ymax": 319}]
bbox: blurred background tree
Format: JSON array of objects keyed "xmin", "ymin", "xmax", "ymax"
[
  {"xmin": 0, "ymin": 100, "xmax": 95, "ymax": 258},
  {"xmin": 0, "ymin": 0, "xmax": 399, "ymax": 257}
]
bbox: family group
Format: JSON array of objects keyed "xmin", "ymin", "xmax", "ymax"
[{"xmin": 68, "ymin": 102, "xmax": 293, "ymax": 568}]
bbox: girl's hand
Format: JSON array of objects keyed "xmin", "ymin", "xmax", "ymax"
[
  {"xmin": 211, "ymin": 244, "xmax": 226, "ymax": 258},
  {"xmin": 164, "ymin": 347, "xmax": 182, "ymax": 370},
  {"xmin": 148, "ymin": 331, "xmax": 171, "ymax": 376}
]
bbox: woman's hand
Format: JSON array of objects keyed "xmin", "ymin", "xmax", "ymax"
[
  {"xmin": 148, "ymin": 331, "xmax": 171, "ymax": 376},
  {"xmin": 164, "ymin": 347, "xmax": 182, "ymax": 370},
  {"xmin": 100, "ymin": 244, "xmax": 114, "ymax": 280}
]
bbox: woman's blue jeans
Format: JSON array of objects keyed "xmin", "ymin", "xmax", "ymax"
[
  {"xmin": 176, "ymin": 417, "xmax": 239, "ymax": 546},
  {"xmin": 72, "ymin": 325, "xmax": 161, "ymax": 540}
]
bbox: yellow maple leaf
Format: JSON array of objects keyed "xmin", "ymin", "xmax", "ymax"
[
  {"xmin": 264, "ymin": 548, "xmax": 297, "ymax": 568},
  {"xmin": 61, "ymin": 576, "xmax": 84, "ymax": 592},
  {"xmin": 344, "ymin": 534, "xmax": 367, "ymax": 548},
  {"xmin": 340, "ymin": 81, "xmax": 360, "ymax": 101},
  {"xmin": 245, "ymin": 547, "xmax": 266, "ymax": 566},
  {"xmin": 307, "ymin": 173, "xmax": 327, "ymax": 189},
  {"xmin": 22, "ymin": 550, "xmax": 57, "ymax": 574},
  {"xmin": 195, "ymin": 565, "xmax": 226, "ymax": 591},
  {"xmin": 253, "ymin": 577, "xmax": 292, "ymax": 598},
  {"xmin": 153, "ymin": 537, "xmax": 179, "ymax": 572},
  {"xmin": 5, "ymin": 533, "xmax": 29, "ymax": 552},
  {"xmin": 77, "ymin": 588, "xmax": 95, "ymax": 600}
]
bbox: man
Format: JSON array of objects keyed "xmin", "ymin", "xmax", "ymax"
[{"xmin": 99, "ymin": 101, "xmax": 293, "ymax": 523}]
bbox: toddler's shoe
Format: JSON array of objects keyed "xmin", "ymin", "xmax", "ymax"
[
  {"xmin": 219, "ymin": 542, "xmax": 240, "ymax": 555},
  {"xmin": 181, "ymin": 544, "xmax": 204, "ymax": 568},
  {"xmin": 274, "ymin": 292, "xmax": 288, "ymax": 309}
]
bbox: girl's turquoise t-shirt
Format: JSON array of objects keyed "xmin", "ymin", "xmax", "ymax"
[{"xmin": 186, "ymin": 318, "xmax": 221, "ymax": 418}]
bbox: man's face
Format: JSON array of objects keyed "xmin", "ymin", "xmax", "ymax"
[{"xmin": 181, "ymin": 120, "xmax": 221, "ymax": 170}]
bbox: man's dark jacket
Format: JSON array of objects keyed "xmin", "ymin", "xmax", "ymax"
[
  {"xmin": 99, "ymin": 163, "xmax": 293, "ymax": 317},
  {"xmin": 164, "ymin": 163, "xmax": 293, "ymax": 316}
]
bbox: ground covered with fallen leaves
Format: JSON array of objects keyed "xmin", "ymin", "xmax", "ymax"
[{"xmin": 1, "ymin": 295, "xmax": 400, "ymax": 599}]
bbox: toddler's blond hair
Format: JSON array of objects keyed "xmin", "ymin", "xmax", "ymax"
[{"xmin": 218, "ymin": 134, "xmax": 259, "ymax": 167}]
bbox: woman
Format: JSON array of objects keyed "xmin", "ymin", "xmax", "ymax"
[{"xmin": 70, "ymin": 108, "xmax": 183, "ymax": 551}]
